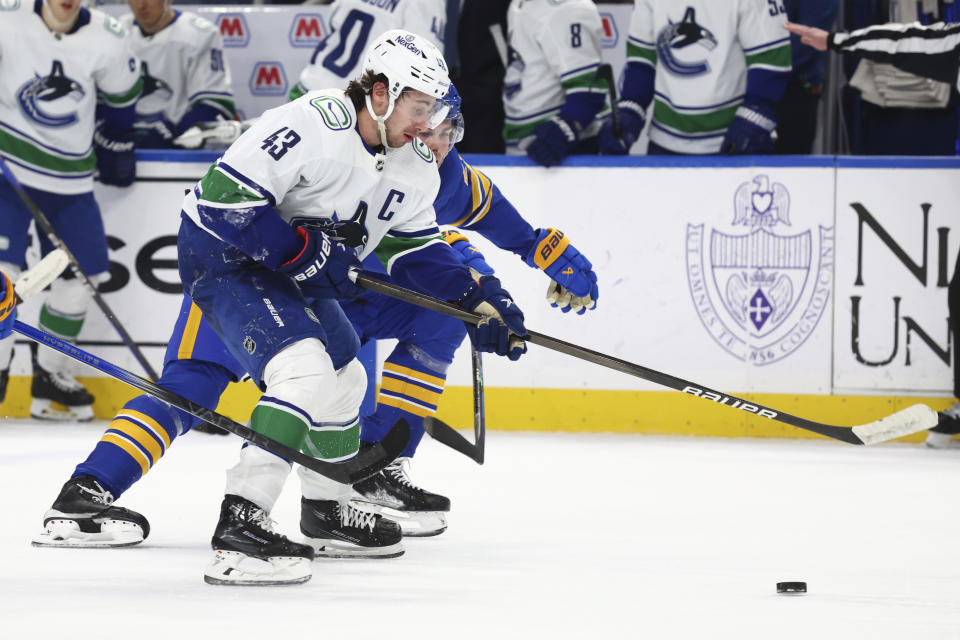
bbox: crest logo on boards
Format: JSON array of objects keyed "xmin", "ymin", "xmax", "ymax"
[
  {"xmin": 599, "ymin": 12, "xmax": 619, "ymax": 48},
  {"xmin": 250, "ymin": 62, "xmax": 288, "ymax": 97},
  {"xmin": 289, "ymin": 13, "xmax": 326, "ymax": 48},
  {"xmin": 217, "ymin": 14, "xmax": 250, "ymax": 48},
  {"xmin": 685, "ymin": 175, "xmax": 834, "ymax": 365}
]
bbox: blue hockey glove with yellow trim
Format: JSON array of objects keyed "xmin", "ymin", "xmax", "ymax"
[
  {"xmin": 456, "ymin": 275, "xmax": 527, "ymax": 361},
  {"xmin": 523, "ymin": 228, "xmax": 598, "ymax": 314},
  {"xmin": 442, "ymin": 229, "xmax": 495, "ymax": 276},
  {"xmin": 0, "ymin": 271, "xmax": 16, "ymax": 340}
]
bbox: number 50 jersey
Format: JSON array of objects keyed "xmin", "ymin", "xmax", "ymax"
[{"xmin": 292, "ymin": 0, "xmax": 446, "ymax": 99}]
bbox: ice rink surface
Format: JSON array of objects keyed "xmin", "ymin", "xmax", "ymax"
[{"xmin": 2, "ymin": 420, "xmax": 959, "ymax": 639}]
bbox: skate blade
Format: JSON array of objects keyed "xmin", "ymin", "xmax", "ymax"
[
  {"xmin": 30, "ymin": 399, "xmax": 94, "ymax": 423},
  {"xmin": 305, "ymin": 537, "xmax": 405, "ymax": 559},
  {"xmin": 32, "ymin": 520, "xmax": 145, "ymax": 548},
  {"xmin": 203, "ymin": 550, "xmax": 312, "ymax": 586},
  {"xmin": 349, "ymin": 499, "xmax": 448, "ymax": 537}
]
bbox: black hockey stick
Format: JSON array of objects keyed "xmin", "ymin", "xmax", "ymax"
[
  {"xmin": 351, "ymin": 272, "xmax": 937, "ymax": 446},
  {"xmin": 0, "ymin": 157, "xmax": 159, "ymax": 380},
  {"xmin": 595, "ymin": 63, "xmax": 622, "ymax": 141},
  {"xmin": 424, "ymin": 346, "xmax": 486, "ymax": 464},
  {"xmin": 9, "ymin": 269, "xmax": 407, "ymax": 482}
]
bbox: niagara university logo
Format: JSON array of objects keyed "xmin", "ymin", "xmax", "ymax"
[
  {"xmin": 685, "ymin": 175, "xmax": 834, "ymax": 365},
  {"xmin": 656, "ymin": 7, "xmax": 717, "ymax": 76},
  {"xmin": 17, "ymin": 60, "xmax": 85, "ymax": 127}
]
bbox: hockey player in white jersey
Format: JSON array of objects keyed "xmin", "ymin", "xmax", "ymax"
[
  {"xmin": 503, "ymin": 0, "xmax": 610, "ymax": 166},
  {"xmin": 0, "ymin": 0, "xmax": 141, "ymax": 420},
  {"xmin": 598, "ymin": 0, "xmax": 792, "ymax": 155},
  {"xmin": 174, "ymin": 29, "xmax": 527, "ymax": 585},
  {"xmin": 122, "ymin": 0, "xmax": 237, "ymax": 149},
  {"xmin": 289, "ymin": 0, "xmax": 446, "ymax": 101}
]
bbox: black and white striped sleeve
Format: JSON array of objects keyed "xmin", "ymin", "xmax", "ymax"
[{"xmin": 830, "ymin": 21, "xmax": 960, "ymax": 85}]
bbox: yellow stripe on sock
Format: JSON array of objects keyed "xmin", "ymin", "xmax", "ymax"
[
  {"xmin": 102, "ymin": 433, "xmax": 150, "ymax": 475},
  {"xmin": 378, "ymin": 394, "xmax": 434, "ymax": 417},
  {"xmin": 117, "ymin": 409, "xmax": 172, "ymax": 448},
  {"xmin": 380, "ymin": 376, "xmax": 442, "ymax": 406},
  {"xmin": 109, "ymin": 419, "xmax": 163, "ymax": 464},
  {"xmin": 381, "ymin": 362, "xmax": 445, "ymax": 388},
  {"xmin": 177, "ymin": 302, "xmax": 204, "ymax": 360}
]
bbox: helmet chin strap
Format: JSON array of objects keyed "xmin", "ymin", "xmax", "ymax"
[{"xmin": 365, "ymin": 93, "xmax": 400, "ymax": 172}]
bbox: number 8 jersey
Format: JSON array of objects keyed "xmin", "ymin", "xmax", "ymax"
[{"xmin": 292, "ymin": 0, "xmax": 446, "ymax": 100}]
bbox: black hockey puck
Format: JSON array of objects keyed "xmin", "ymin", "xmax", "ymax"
[{"xmin": 776, "ymin": 581, "xmax": 807, "ymax": 594}]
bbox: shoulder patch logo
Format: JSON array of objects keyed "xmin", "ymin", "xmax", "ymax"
[
  {"xmin": 289, "ymin": 13, "xmax": 326, "ymax": 48},
  {"xmin": 190, "ymin": 15, "xmax": 214, "ymax": 31},
  {"xmin": 249, "ymin": 62, "xmax": 288, "ymax": 97},
  {"xmin": 104, "ymin": 15, "xmax": 124, "ymax": 37},
  {"xmin": 412, "ymin": 138, "xmax": 435, "ymax": 163},
  {"xmin": 310, "ymin": 96, "xmax": 353, "ymax": 130},
  {"xmin": 217, "ymin": 13, "xmax": 250, "ymax": 48}
]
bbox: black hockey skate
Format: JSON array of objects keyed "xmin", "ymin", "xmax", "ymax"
[
  {"xmin": 352, "ymin": 454, "xmax": 450, "ymax": 537},
  {"xmin": 926, "ymin": 402, "xmax": 960, "ymax": 448},
  {"xmin": 205, "ymin": 494, "xmax": 314, "ymax": 586},
  {"xmin": 30, "ymin": 363, "xmax": 95, "ymax": 422},
  {"xmin": 300, "ymin": 497, "xmax": 404, "ymax": 558},
  {"xmin": 32, "ymin": 475, "xmax": 150, "ymax": 548}
]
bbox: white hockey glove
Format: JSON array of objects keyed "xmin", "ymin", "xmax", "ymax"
[{"xmin": 174, "ymin": 119, "xmax": 251, "ymax": 149}]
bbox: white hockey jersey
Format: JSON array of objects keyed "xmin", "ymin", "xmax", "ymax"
[
  {"xmin": 182, "ymin": 89, "xmax": 444, "ymax": 270},
  {"xmin": 626, "ymin": 0, "xmax": 791, "ymax": 153},
  {"xmin": 120, "ymin": 11, "xmax": 235, "ymax": 129},
  {"xmin": 294, "ymin": 0, "xmax": 446, "ymax": 97},
  {"xmin": 0, "ymin": 1, "xmax": 141, "ymax": 194},
  {"xmin": 503, "ymin": 0, "xmax": 607, "ymax": 152}
]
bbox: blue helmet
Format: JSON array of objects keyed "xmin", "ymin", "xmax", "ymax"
[{"xmin": 426, "ymin": 82, "xmax": 465, "ymax": 146}]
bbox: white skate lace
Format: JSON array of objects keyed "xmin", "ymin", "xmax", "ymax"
[
  {"xmin": 339, "ymin": 503, "xmax": 376, "ymax": 532},
  {"xmin": 386, "ymin": 457, "xmax": 419, "ymax": 490},
  {"xmin": 79, "ymin": 480, "xmax": 114, "ymax": 506},
  {"xmin": 50, "ymin": 370, "xmax": 85, "ymax": 392},
  {"xmin": 239, "ymin": 504, "xmax": 279, "ymax": 533}
]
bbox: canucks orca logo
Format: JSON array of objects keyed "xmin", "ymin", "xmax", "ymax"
[
  {"xmin": 656, "ymin": 7, "xmax": 717, "ymax": 77},
  {"xmin": 140, "ymin": 62, "xmax": 173, "ymax": 101},
  {"xmin": 685, "ymin": 175, "xmax": 834, "ymax": 365},
  {"xmin": 17, "ymin": 60, "xmax": 85, "ymax": 127}
]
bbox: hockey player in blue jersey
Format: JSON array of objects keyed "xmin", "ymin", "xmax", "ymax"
[{"xmin": 32, "ymin": 81, "xmax": 597, "ymax": 569}]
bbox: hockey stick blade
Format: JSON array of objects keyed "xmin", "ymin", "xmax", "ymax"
[
  {"xmin": 424, "ymin": 417, "xmax": 484, "ymax": 464},
  {"xmin": 12, "ymin": 320, "xmax": 408, "ymax": 483},
  {"xmin": 350, "ymin": 272, "xmax": 939, "ymax": 445},
  {"xmin": 13, "ymin": 249, "xmax": 69, "ymax": 303},
  {"xmin": 851, "ymin": 404, "xmax": 939, "ymax": 446}
]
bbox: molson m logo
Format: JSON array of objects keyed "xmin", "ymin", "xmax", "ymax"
[
  {"xmin": 685, "ymin": 175, "xmax": 834, "ymax": 365},
  {"xmin": 289, "ymin": 13, "xmax": 326, "ymax": 48},
  {"xmin": 599, "ymin": 12, "xmax": 619, "ymax": 48},
  {"xmin": 250, "ymin": 62, "xmax": 288, "ymax": 97},
  {"xmin": 217, "ymin": 13, "xmax": 250, "ymax": 47}
]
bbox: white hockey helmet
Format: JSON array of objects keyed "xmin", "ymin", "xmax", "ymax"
[
  {"xmin": 362, "ymin": 29, "xmax": 451, "ymax": 158},
  {"xmin": 363, "ymin": 29, "xmax": 450, "ymax": 101}
]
